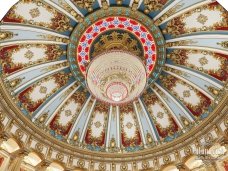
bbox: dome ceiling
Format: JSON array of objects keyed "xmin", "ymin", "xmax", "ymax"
[{"xmin": 0, "ymin": 0, "xmax": 227, "ymax": 159}]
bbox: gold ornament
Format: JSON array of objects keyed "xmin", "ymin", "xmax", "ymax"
[
  {"xmin": 9, "ymin": 78, "xmax": 22, "ymax": 88},
  {"xmin": 207, "ymin": 86, "xmax": 219, "ymax": 96},
  {"xmin": 146, "ymin": 132, "xmax": 153, "ymax": 144},
  {"xmin": 110, "ymin": 137, "xmax": 116, "ymax": 148},
  {"xmin": 0, "ymin": 31, "xmax": 13, "ymax": 40},
  {"xmin": 144, "ymin": 0, "xmax": 165, "ymax": 12},
  {"xmin": 56, "ymin": 153, "xmax": 64, "ymax": 161},
  {"xmin": 92, "ymin": 31, "xmax": 142, "ymax": 58},
  {"xmin": 72, "ymin": 0, "xmax": 95, "ymax": 11},
  {"xmin": 99, "ymin": 163, "xmax": 106, "ymax": 171},
  {"xmin": 77, "ymin": 159, "xmax": 85, "ymax": 168},
  {"xmin": 15, "ymin": 129, "xmax": 23, "ymax": 139},
  {"xmin": 38, "ymin": 113, "xmax": 48, "ymax": 123},
  {"xmin": 73, "ymin": 131, "xmax": 80, "ymax": 141},
  {"xmin": 180, "ymin": 116, "xmax": 190, "ymax": 127},
  {"xmin": 35, "ymin": 143, "xmax": 44, "ymax": 152},
  {"xmin": 217, "ymin": 41, "xmax": 228, "ymax": 49}
]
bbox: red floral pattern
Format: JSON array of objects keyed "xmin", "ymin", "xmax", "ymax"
[
  {"xmin": 77, "ymin": 16, "xmax": 157, "ymax": 76},
  {"xmin": 49, "ymin": 115, "xmax": 72, "ymax": 136}
]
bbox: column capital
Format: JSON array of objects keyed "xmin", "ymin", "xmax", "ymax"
[
  {"xmin": 65, "ymin": 168, "xmax": 73, "ymax": 171},
  {"xmin": 8, "ymin": 151, "xmax": 28, "ymax": 171},
  {"xmin": 176, "ymin": 163, "xmax": 190, "ymax": 171},
  {"xmin": 41, "ymin": 160, "xmax": 52, "ymax": 166},
  {"xmin": 0, "ymin": 131, "xmax": 9, "ymax": 142},
  {"xmin": 15, "ymin": 148, "xmax": 30, "ymax": 156},
  {"xmin": 35, "ymin": 160, "xmax": 52, "ymax": 170}
]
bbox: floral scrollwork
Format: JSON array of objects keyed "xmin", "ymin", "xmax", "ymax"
[
  {"xmin": 217, "ymin": 41, "xmax": 228, "ymax": 49},
  {"xmin": 72, "ymin": 0, "xmax": 95, "ymax": 12},
  {"xmin": 144, "ymin": 0, "xmax": 168, "ymax": 14}
]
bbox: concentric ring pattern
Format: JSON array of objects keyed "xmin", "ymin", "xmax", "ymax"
[
  {"xmin": 0, "ymin": 0, "xmax": 227, "ymax": 156},
  {"xmin": 86, "ymin": 50, "xmax": 147, "ymax": 105}
]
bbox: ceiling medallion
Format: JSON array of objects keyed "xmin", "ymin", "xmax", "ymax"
[
  {"xmin": 68, "ymin": 7, "xmax": 166, "ymax": 89},
  {"xmin": 86, "ymin": 50, "xmax": 147, "ymax": 105}
]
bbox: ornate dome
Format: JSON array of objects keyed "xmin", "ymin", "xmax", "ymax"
[{"xmin": 0, "ymin": 0, "xmax": 227, "ymax": 170}]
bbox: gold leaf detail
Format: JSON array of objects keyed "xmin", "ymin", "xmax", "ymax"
[
  {"xmin": 94, "ymin": 121, "xmax": 102, "ymax": 128},
  {"xmin": 0, "ymin": 31, "xmax": 13, "ymax": 41},
  {"xmin": 39, "ymin": 86, "xmax": 47, "ymax": 94},
  {"xmin": 198, "ymin": 56, "xmax": 208, "ymax": 66},
  {"xmin": 183, "ymin": 90, "xmax": 191, "ymax": 98},
  {"xmin": 24, "ymin": 50, "xmax": 34, "ymax": 60},
  {"xmin": 217, "ymin": 41, "xmax": 228, "ymax": 49},
  {"xmin": 126, "ymin": 122, "xmax": 133, "ymax": 129},
  {"xmin": 29, "ymin": 8, "xmax": 40, "ymax": 18},
  {"xmin": 197, "ymin": 14, "xmax": 208, "ymax": 25},
  {"xmin": 65, "ymin": 110, "xmax": 72, "ymax": 117},
  {"xmin": 93, "ymin": 31, "xmax": 142, "ymax": 58},
  {"xmin": 157, "ymin": 112, "xmax": 164, "ymax": 119}
]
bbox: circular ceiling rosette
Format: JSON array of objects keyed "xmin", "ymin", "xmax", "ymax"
[{"xmin": 0, "ymin": 0, "xmax": 227, "ymax": 165}]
